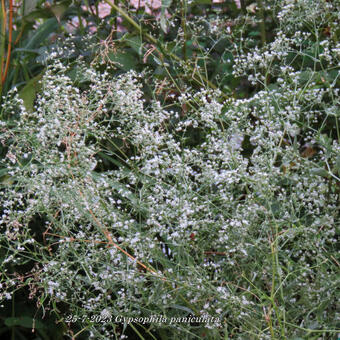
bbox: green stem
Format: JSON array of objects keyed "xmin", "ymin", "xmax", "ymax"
[
  {"xmin": 240, "ymin": 0, "xmax": 246, "ymax": 14},
  {"xmin": 267, "ymin": 307, "xmax": 275, "ymax": 339},
  {"xmin": 181, "ymin": 0, "xmax": 187, "ymax": 61},
  {"xmin": 77, "ymin": 10, "xmax": 85, "ymax": 35},
  {"xmin": 11, "ymin": 292, "xmax": 15, "ymax": 340},
  {"xmin": 257, "ymin": 0, "xmax": 266, "ymax": 46},
  {"xmin": 269, "ymin": 241, "xmax": 277, "ymax": 339},
  {"xmin": 283, "ymin": 322, "xmax": 340, "ymax": 334},
  {"xmin": 0, "ymin": 0, "xmax": 6, "ymax": 96},
  {"xmin": 3, "ymin": 0, "xmax": 13, "ymax": 84},
  {"xmin": 270, "ymin": 224, "xmax": 285, "ymax": 339}
]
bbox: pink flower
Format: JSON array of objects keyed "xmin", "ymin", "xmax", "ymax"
[
  {"xmin": 97, "ymin": 3, "xmax": 112, "ymax": 18},
  {"xmin": 130, "ymin": 0, "xmax": 161, "ymax": 10}
]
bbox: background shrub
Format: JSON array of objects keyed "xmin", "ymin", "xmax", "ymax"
[{"xmin": 0, "ymin": 0, "xmax": 339, "ymax": 339}]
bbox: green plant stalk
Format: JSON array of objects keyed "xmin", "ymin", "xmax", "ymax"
[
  {"xmin": 11, "ymin": 292, "xmax": 15, "ymax": 340},
  {"xmin": 257, "ymin": 0, "xmax": 266, "ymax": 46},
  {"xmin": 241, "ymin": 273, "xmax": 277, "ymax": 337},
  {"xmin": 130, "ymin": 323, "xmax": 146, "ymax": 340},
  {"xmin": 0, "ymin": 0, "xmax": 6, "ymax": 96},
  {"xmin": 270, "ymin": 229, "xmax": 285, "ymax": 339},
  {"xmin": 181, "ymin": 0, "xmax": 187, "ymax": 61},
  {"xmin": 102, "ymin": 0, "xmax": 227, "ymax": 97},
  {"xmin": 240, "ymin": 0, "xmax": 246, "ymax": 14},
  {"xmin": 136, "ymin": 323, "xmax": 158, "ymax": 340},
  {"xmin": 274, "ymin": 224, "xmax": 286, "ymax": 339},
  {"xmin": 77, "ymin": 11, "xmax": 85, "ymax": 35},
  {"xmin": 283, "ymin": 322, "xmax": 340, "ymax": 334},
  {"xmin": 3, "ymin": 0, "xmax": 13, "ymax": 84},
  {"xmin": 72, "ymin": 324, "xmax": 92, "ymax": 338},
  {"xmin": 336, "ymin": 115, "xmax": 340, "ymax": 144},
  {"xmin": 267, "ymin": 306, "xmax": 275, "ymax": 339},
  {"xmin": 269, "ymin": 242, "xmax": 277, "ymax": 339},
  {"xmin": 113, "ymin": 0, "xmax": 117, "ymax": 39}
]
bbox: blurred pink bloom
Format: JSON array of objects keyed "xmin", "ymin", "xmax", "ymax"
[
  {"xmin": 130, "ymin": 0, "xmax": 163, "ymax": 16},
  {"xmin": 97, "ymin": 3, "xmax": 112, "ymax": 18},
  {"xmin": 212, "ymin": 0, "xmax": 241, "ymax": 7},
  {"xmin": 130, "ymin": 0, "xmax": 162, "ymax": 10},
  {"xmin": 65, "ymin": 0, "xmax": 242, "ymax": 34}
]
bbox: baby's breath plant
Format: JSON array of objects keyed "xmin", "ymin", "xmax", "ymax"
[{"xmin": 1, "ymin": 0, "xmax": 339, "ymax": 339}]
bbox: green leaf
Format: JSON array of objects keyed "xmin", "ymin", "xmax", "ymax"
[
  {"xmin": 108, "ymin": 51, "xmax": 138, "ymax": 71},
  {"xmin": 336, "ymin": 155, "xmax": 340, "ymax": 176},
  {"xmin": 25, "ymin": 18, "xmax": 59, "ymax": 50},
  {"xmin": 0, "ymin": 168, "xmax": 8, "ymax": 177},
  {"xmin": 169, "ymin": 304, "xmax": 195, "ymax": 315},
  {"xmin": 160, "ymin": 15, "xmax": 168, "ymax": 34},
  {"xmin": 160, "ymin": 0, "xmax": 172, "ymax": 32},
  {"xmin": 190, "ymin": 0, "xmax": 212, "ymax": 4},
  {"xmin": 19, "ymin": 72, "xmax": 43, "ymax": 112},
  {"xmin": 125, "ymin": 35, "xmax": 144, "ymax": 56},
  {"xmin": 310, "ymin": 167, "xmax": 329, "ymax": 178},
  {"xmin": 23, "ymin": 0, "xmax": 71, "ymax": 22},
  {"xmin": 12, "ymin": 47, "xmax": 40, "ymax": 55},
  {"xmin": 24, "ymin": 0, "xmax": 38, "ymax": 16},
  {"xmin": 0, "ymin": 175, "xmax": 13, "ymax": 185},
  {"xmin": 4, "ymin": 317, "xmax": 45, "ymax": 329},
  {"xmin": 22, "ymin": 9, "xmax": 54, "ymax": 22},
  {"xmin": 48, "ymin": 1, "xmax": 72, "ymax": 22},
  {"xmin": 97, "ymin": 151, "xmax": 126, "ymax": 168}
]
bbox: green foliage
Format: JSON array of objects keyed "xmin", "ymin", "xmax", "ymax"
[{"xmin": 0, "ymin": 0, "xmax": 339, "ymax": 339}]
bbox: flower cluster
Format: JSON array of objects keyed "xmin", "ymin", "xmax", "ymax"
[{"xmin": 0, "ymin": 0, "xmax": 339, "ymax": 338}]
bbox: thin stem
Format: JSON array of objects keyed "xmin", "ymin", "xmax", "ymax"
[
  {"xmin": 2, "ymin": 0, "xmax": 13, "ymax": 84},
  {"xmin": 181, "ymin": 0, "xmax": 187, "ymax": 61},
  {"xmin": 240, "ymin": 0, "xmax": 246, "ymax": 14},
  {"xmin": 79, "ymin": 187, "xmax": 161, "ymax": 278},
  {"xmin": 283, "ymin": 322, "xmax": 340, "ymax": 334},
  {"xmin": 270, "ymin": 225, "xmax": 285, "ymax": 339},
  {"xmin": 0, "ymin": 0, "xmax": 6, "ymax": 94},
  {"xmin": 257, "ymin": 0, "xmax": 266, "ymax": 46},
  {"xmin": 11, "ymin": 292, "xmax": 15, "ymax": 340}
]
